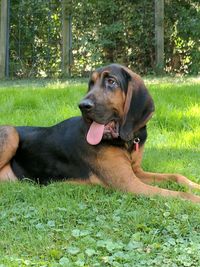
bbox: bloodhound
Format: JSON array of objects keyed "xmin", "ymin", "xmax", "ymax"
[{"xmin": 0, "ymin": 64, "xmax": 200, "ymax": 202}]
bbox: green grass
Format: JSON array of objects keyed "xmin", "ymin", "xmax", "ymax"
[{"xmin": 0, "ymin": 77, "xmax": 200, "ymax": 266}]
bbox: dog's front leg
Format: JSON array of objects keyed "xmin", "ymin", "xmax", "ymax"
[
  {"xmin": 131, "ymin": 146, "xmax": 200, "ymax": 191},
  {"xmin": 94, "ymin": 146, "xmax": 200, "ymax": 203}
]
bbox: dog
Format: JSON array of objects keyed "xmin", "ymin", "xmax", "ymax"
[{"xmin": 0, "ymin": 64, "xmax": 200, "ymax": 202}]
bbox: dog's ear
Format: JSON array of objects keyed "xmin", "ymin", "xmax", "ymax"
[{"xmin": 119, "ymin": 69, "xmax": 155, "ymax": 142}]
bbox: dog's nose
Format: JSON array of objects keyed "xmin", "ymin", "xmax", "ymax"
[{"xmin": 79, "ymin": 99, "xmax": 94, "ymax": 112}]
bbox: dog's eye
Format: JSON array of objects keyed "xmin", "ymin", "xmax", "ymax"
[
  {"xmin": 108, "ymin": 78, "xmax": 116, "ymax": 85},
  {"xmin": 106, "ymin": 78, "xmax": 118, "ymax": 88}
]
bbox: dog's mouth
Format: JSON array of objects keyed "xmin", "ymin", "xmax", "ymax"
[{"xmin": 86, "ymin": 120, "xmax": 119, "ymax": 145}]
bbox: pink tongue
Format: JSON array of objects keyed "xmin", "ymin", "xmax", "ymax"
[{"xmin": 86, "ymin": 121, "xmax": 105, "ymax": 145}]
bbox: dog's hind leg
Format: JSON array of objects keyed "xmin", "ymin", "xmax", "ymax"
[{"xmin": 0, "ymin": 126, "xmax": 19, "ymax": 181}]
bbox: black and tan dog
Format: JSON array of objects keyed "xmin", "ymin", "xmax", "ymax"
[{"xmin": 0, "ymin": 64, "xmax": 200, "ymax": 202}]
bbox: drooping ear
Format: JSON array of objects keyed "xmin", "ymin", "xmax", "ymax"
[{"xmin": 119, "ymin": 70, "xmax": 155, "ymax": 142}]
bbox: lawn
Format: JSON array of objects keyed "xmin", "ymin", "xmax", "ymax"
[{"xmin": 0, "ymin": 77, "xmax": 200, "ymax": 266}]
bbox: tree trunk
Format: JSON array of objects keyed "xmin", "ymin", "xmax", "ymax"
[
  {"xmin": 0, "ymin": 0, "xmax": 9, "ymax": 79},
  {"xmin": 61, "ymin": 0, "xmax": 72, "ymax": 77},
  {"xmin": 155, "ymin": 0, "xmax": 164, "ymax": 75}
]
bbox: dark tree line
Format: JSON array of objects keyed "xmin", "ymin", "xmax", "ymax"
[{"xmin": 7, "ymin": 0, "xmax": 200, "ymax": 77}]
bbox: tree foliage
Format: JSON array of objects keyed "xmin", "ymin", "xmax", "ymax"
[
  {"xmin": 9, "ymin": 0, "xmax": 200, "ymax": 77},
  {"xmin": 9, "ymin": 0, "xmax": 61, "ymax": 77}
]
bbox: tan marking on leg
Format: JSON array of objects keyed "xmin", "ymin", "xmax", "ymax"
[
  {"xmin": 93, "ymin": 146, "xmax": 200, "ymax": 203},
  {"xmin": 131, "ymin": 145, "xmax": 200, "ymax": 191},
  {"xmin": 0, "ymin": 164, "xmax": 17, "ymax": 181},
  {"xmin": 134, "ymin": 169, "xmax": 200, "ymax": 191},
  {"xmin": 89, "ymin": 174, "xmax": 105, "ymax": 186},
  {"xmin": 0, "ymin": 126, "xmax": 19, "ymax": 169}
]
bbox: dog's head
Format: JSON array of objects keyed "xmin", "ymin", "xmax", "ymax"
[{"xmin": 79, "ymin": 64, "xmax": 154, "ymax": 145}]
